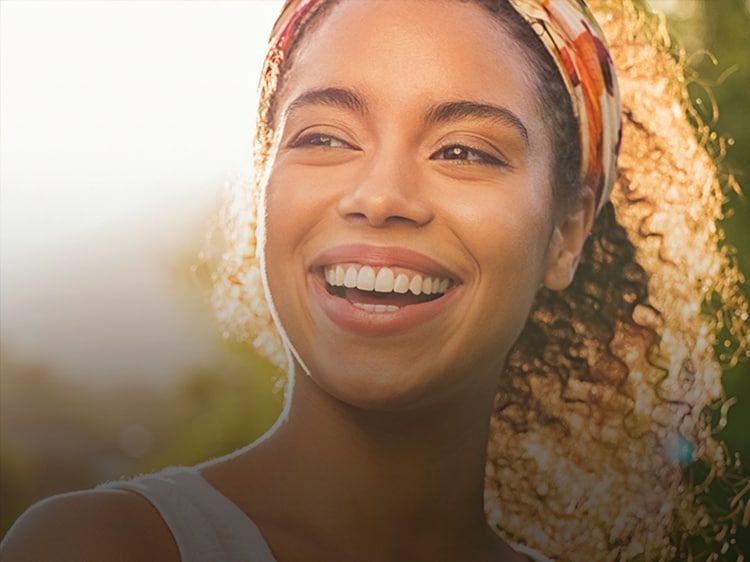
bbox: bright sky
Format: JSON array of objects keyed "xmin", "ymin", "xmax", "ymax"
[{"xmin": 1, "ymin": 1, "xmax": 282, "ymax": 386}]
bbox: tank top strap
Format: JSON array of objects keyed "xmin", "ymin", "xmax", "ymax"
[
  {"xmin": 101, "ymin": 466, "xmax": 276, "ymax": 562},
  {"xmin": 102, "ymin": 466, "xmax": 551, "ymax": 562}
]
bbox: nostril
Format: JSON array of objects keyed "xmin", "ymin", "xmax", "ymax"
[{"xmin": 336, "ymin": 173, "xmax": 434, "ymax": 228}]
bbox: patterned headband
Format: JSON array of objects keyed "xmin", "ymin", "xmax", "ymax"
[{"xmin": 262, "ymin": 0, "xmax": 622, "ymax": 212}]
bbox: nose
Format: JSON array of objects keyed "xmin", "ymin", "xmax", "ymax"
[{"xmin": 337, "ymin": 150, "xmax": 434, "ymax": 228}]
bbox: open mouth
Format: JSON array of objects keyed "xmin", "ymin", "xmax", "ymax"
[{"xmin": 321, "ymin": 264, "xmax": 455, "ymax": 313}]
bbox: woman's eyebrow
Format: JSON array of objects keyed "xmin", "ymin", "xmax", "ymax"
[
  {"xmin": 425, "ymin": 101, "xmax": 529, "ymax": 145},
  {"xmin": 285, "ymin": 87, "xmax": 367, "ymax": 116}
]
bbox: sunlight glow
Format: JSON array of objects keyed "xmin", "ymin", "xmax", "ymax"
[
  {"xmin": 1, "ymin": 0, "xmax": 281, "ymax": 248},
  {"xmin": 1, "ymin": 1, "xmax": 282, "ymax": 384}
]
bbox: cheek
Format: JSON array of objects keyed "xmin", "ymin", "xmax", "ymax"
[
  {"xmin": 261, "ymin": 173, "xmax": 317, "ymax": 361},
  {"xmin": 448, "ymin": 186, "xmax": 552, "ymax": 268},
  {"xmin": 263, "ymin": 167, "xmax": 325, "ymax": 270},
  {"xmin": 264, "ymin": 168, "xmax": 309, "ymax": 247},
  {"xmin": 262, "ymin": 171, "xmax": 307, "ymax": 306},
  {"xmin": 263, "ymin": 160, "xmax": 346, "ymax": 242},
  {"xmin": 447, "ymin": 184, "xmax": 553, "ymax": 330},
  {"xmin": 262, "ymin": 165, "xmax": 339, "ymax": 318}
]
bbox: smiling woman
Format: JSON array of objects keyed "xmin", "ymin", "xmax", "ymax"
[
  {"xmin": 262, "ymin": 6, "xmax": 582, "ymax": 421},
  {"xmin": 2, "ymin": 1, "xmax": 749, "ymax": 561}
]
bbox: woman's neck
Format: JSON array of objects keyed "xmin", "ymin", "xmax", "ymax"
[{"xmin": 210, "ymin": 367, "xmax": 520, "ymax": 561}]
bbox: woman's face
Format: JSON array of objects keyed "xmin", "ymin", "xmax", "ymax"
[{"xmin": 263, "ymin": 0, "xmax": 565, "ymax": 411}]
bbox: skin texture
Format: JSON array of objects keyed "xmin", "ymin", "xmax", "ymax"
[
  {"xmin": 0, "ymin": 2, "xmax": 593, "ymax": 560},
  {"xmin": 263, "ymin": 0, "xmax": 591, "ymax": 413}
]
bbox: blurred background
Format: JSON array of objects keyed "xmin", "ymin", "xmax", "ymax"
[{"xmin": 1, "ymin": 0, "xmax": 748, "ymax": 556}]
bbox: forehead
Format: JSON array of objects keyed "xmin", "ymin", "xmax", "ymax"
[{"xmin": 281, "ymin": 0, "xmax": 542, "ymax": 130}]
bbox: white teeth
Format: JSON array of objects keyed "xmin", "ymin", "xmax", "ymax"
[
  {"xmin": 323, "ymin": 265, "xmax": 452, "ymax": 296},
  {"xmin": 374, "ymin": 267, "xmax": 395, "ymax": 293},
  {"xmin": 354, "ymin": 303, "xmax": 399, "ymax": 313},
  {"xmin": 409, "ymin": 275, "xmax": 422, "ymax": 296},
  {"xmin": 344, "ymin": 266, "xmax": 358, "ymax": 288},
  {"xmin": 394, "ymin": 274, "xmax": 410, "ymax": 294},
  {"xmin": 356, "ymin": 266, "xmax": 376, "ymax": 291}
]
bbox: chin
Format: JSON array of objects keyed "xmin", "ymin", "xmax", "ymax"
[{"xmin": 294, "ymin": 346, "xmax": 494, "ymax": 415}]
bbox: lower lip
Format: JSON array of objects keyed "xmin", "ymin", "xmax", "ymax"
[{"xmin": 310, "ymin": 275, "xmax": 460, "ymax": 336}]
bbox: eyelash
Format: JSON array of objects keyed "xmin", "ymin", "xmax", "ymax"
[
  {"xmin": 430, "ymin": 144, "xmax": 507, "ymax": 167},
  {"xmin": 291, "ymin": 134, "xmax": 507, "ymax": 168},
  {"xmin": 290, "ymin": 133, "xmax": 355, "ymax": 149}
]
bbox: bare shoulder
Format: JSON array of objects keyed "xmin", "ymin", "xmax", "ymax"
[{"xmin": 0, "ymin": 487, "xmax": 180, "ymax": 562}]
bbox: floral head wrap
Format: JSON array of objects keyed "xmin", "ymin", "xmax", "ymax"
[{"xmin": 262, "ymin": 0, "xmax": 622, "ymax": 212}]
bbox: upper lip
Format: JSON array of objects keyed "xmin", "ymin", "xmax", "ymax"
[{"xmin": 309, "ymin": 243, "xmax": 461, "ymax": 282}]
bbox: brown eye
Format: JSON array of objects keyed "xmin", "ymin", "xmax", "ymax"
[
  {"xmin": 292, "ymin": 133, "xmax": 354, "ymax": 149},
  {"xmin": 431, "ymin": 144, "xmax": 506, "ymax": 166}
]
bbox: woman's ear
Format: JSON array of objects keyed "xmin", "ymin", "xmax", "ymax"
[{"xmin": 543, "ymin": 187, "xmax": 596, "ymax": 291}]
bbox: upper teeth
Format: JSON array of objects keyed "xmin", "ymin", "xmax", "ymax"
[{"xmin": 324, "ymin": 264, "xmax": 451, "ymax": 296}]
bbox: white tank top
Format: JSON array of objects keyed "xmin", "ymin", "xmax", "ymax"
[{"xmin": 102, "ymin": 466, "xmax": 552, "ymax": 562}]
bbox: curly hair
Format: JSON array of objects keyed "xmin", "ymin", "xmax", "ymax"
[{"xmin": 211, "ymin": 0, "xmax": 750, "ymax": 559}]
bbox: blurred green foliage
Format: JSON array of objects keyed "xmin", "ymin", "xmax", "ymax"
[
  {"xmin": 656, "ymin": 0, "xmax": 750, "ymax": 557},
  {"xmin": 0, "ymin": 344, "xmax": 283, "ymax": 536},
  {"xmin": 134, "ymin": 342, "xmax": 283, "ymax": 473},
  {"xmin": 659, "ymin": 0, "xmax": 750, "ymax": 475}
]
